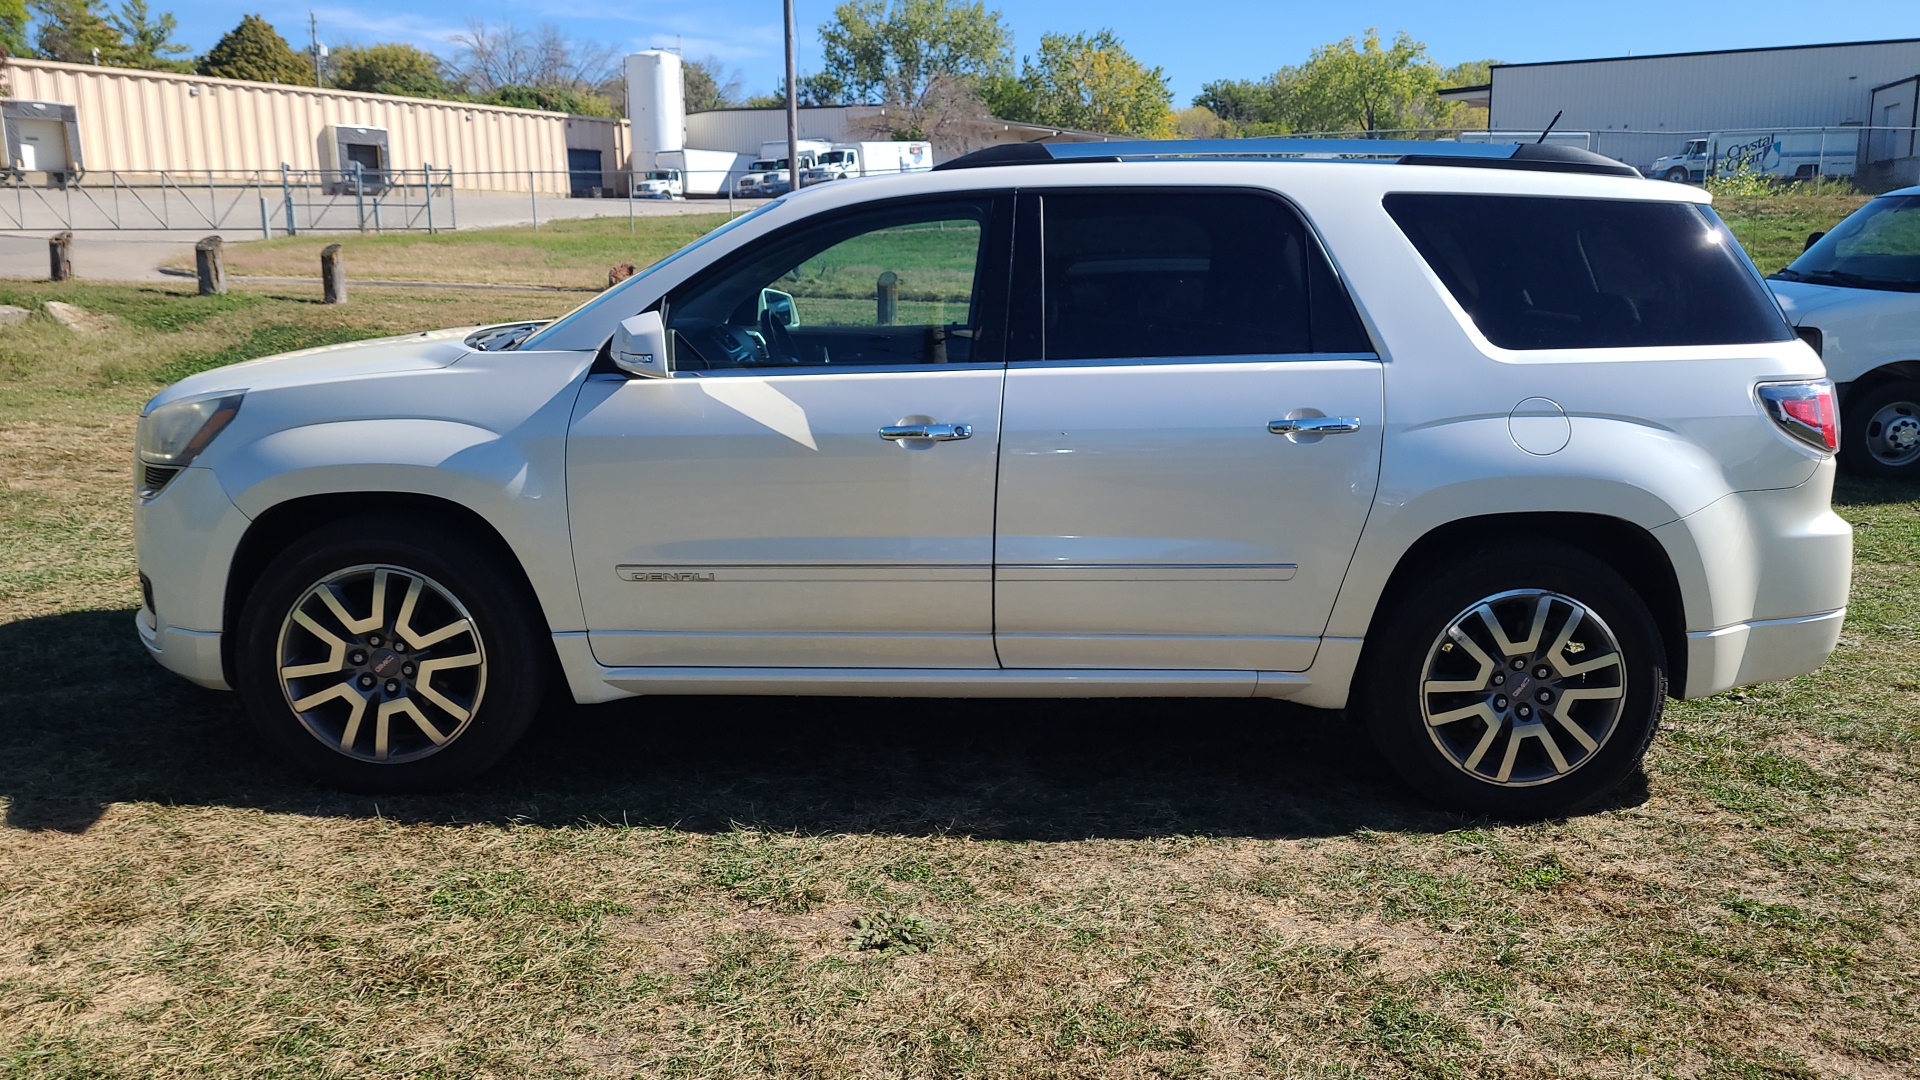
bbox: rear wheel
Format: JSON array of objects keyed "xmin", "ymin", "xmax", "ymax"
[
  {"xmin": 1663, "ymin": 167, "xmax": 1690, "ymax": 183},
  {"xmin": 234, "ymin": 519, "xmax": 548, "ymax": 792},
  {"xmin": 1841, "ymin": 378, "xmax": 1920, "ymax": 479},
  {"xmin": 1358, "ymin": 544, "xmax": 1666, "ymax": 818}
]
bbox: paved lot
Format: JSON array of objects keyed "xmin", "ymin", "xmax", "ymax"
[{"xmin": 0, "ymin": 192, "xmax": 743, "ymax": 283}]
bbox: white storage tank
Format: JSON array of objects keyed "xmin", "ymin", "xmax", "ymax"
[{"xmin": 626, "ymin": 51, "xmax": 685, "ymax": 167}]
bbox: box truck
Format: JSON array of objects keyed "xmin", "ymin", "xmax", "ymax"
[
  {"xmin": 1650, "ymin": 129, "xmax": 1860, "ymax": 184},
  {"xmin": 652, "ymin": 148, "xmax": 749, "ymax": 198},
  {"xmin": 801, "ymin": 141, "xmax": 935, "ymax": 184}
]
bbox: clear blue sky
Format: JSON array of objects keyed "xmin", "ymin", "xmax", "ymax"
[{"xmin": 166, "ymin": 1, "xmax": 1913, "ymax": 106}]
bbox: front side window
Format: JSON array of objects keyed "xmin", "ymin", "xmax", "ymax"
[
  {"xmin": 1776, "ymin": 195, "xmax": 1920, "ymax": 292},
  {"xmin": 667, "ymin": 198, "xmax": 997, "ymax": 371},
  {"xmin": 1385, "ymin": 194, "xmax": 1794, "ymax": 350},
  {"xmin": 1023, "ymin": 191, "xmax": 1370, "ymax": 362}
]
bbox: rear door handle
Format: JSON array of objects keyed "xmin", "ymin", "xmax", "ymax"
[
  {"xmin": 1268, "ymin": 416, "xmax": 1361, "ymax": 435},
  {"xmin": 879, "ymin": 423, "xmax": 972, "ymax": 442}
]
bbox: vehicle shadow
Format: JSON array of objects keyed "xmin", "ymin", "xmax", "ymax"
[{"xmin": 0, "ymin": 608, "xmax": 1646, "ymax": 838}]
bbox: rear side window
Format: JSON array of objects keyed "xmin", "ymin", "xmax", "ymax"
[
  {"xmin": 1027, "ymin": 191, "xmax": 1371, "ymax": 362},
  {"xmin": 1384, "ymin": 194, "xmax": 1793, "ymax": 350}
]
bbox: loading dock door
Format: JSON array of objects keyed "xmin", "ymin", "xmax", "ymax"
[
  {"xmin": 568, "ymin": 148, "xmax": 603, "ymax": 197},
  {"xmin": 14, "ymin": 118, "xmax": 66, "ymax": 172}
]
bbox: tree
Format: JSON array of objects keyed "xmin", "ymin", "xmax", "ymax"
[
  {"xmin": 108, "ymin": 0, "xmax": 189, "ymax": 71},
  {"xmin": 684, "ymin": 56, "xmax": 743, "ymax": 113},
  {"xmin": 448, "ymin": 21, "xmax": 617, "ymax": 97},
  {"xmin": 484, "ymin": 83, "xmax": 616, "ymax": 116},
  {"xmin": 989, "ymin": 29, "xmax": 1171, "ymax": 136},
  {"xmin": 31, "ymin": 0, "xmax": 123, "ymax": 64},
  {"xmin": 814, "ymin": 0, "xmax": 1009, "ymax": 110},
  {"xmin": 1191, "ymin": 30, "xmax": 1496, "ymax": 137},
  {"xmin": 1172, "ymin": 105, "xmax": 1232, "ymax": 139},
  {"xmin": 0, "ymin": 0, "xmax": 30, "ymax": 56},
  {"xmin": 330, "ymin": 42, "xmax": 452, "ymax": 97},
  {"xmin": 197, "ymin": 14, "xmax": 310, "ymax": 84}
]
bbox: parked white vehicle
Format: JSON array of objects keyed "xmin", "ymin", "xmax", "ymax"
[
  {"xmin": 1650, "ymin": 129, "xmax": 1860, "ymax": 184},
  {"xmin": 802, "ymin": 141, "xmax": 934, "ymax": 184},
  {"xmin": 1769, "ymin": 186, "xmax": 1920, "ymax": 477},
  {"xmin": 134, "ymin": 139, "xmax": 1851, "ymax": 816},
  {"xmin": 736, "ymin": 159, "xmax": 787, "ymax": 197},
  {"xmin": 631, "ymin": 169, "xmax": 683, "ymax": 200},
  {"xmin": 654, "ymin": 148, "xmax": 749, "ymax": 198}
]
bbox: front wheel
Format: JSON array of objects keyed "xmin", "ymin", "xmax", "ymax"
[
  {"xmin": 1841, "ymin": 378, "xmax": 1920, "ymax": 479},
  {"xmin": 234, "ymin": 519, "xmax": 549, "ymax": 792},
  {"xmin": 1663, "ymin": 167, "xmax": 1691, "ymax": 183},
  {"xmin": 1357, "ymin": 544, "xmax": 1666, "ymax": 818}
]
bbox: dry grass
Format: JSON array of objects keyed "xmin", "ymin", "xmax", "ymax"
[{"xmin": 2, "ymin": 282, "xmax": 1918, "ymax": 1078}]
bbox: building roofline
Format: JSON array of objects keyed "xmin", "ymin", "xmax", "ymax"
[
  {"xmin": 1870, "ymin": 72, "xmax": 1920, "ymax": 92},
  {"xmin": 1491, "ymin": 37, "xmax": 1920, "ymax": 72}
]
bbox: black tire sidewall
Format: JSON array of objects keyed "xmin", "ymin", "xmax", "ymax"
[
  {"xmin": 1358, "ymin": 544, "xmax": 1666, "ymax": 819},
  {"xmin": 1841, "ymin": 379, "xmax": 1920, "ymax": 479},
  {"xmin": 234, "ymin": 519, "xmax": 548, "ymax": 792}
]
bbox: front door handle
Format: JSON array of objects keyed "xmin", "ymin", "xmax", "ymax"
[
  {"xmin": 1268, "ymin": 416, "xmax": 1361, "ymax": 436},
  {"xmin": 880, "ymin": 423, "xmax": 972, "ymax": 442}
]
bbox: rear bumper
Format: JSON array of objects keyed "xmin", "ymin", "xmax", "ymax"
[{"xmin": 1683, "ymin": 608, "xmax": 1845, "ymax": 698}]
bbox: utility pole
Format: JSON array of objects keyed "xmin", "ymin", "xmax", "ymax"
[
  {"xmin": 784, "ymin": 0, "xmax": 799, "ymax": 191},
  {"xmin": 309, "ymin": 11, "xmax": 323, "ymax": 88}
]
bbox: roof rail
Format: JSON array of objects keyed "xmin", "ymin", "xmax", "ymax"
[{"xmin": 934, "ymin": 138, "xmax": 1640, "ymax": 178}]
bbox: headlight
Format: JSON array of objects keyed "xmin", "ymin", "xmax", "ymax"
[{"xmin": 137, "ymin": 390, "xmax": 244, "ymax": 470}]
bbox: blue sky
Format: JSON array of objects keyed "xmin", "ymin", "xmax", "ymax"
[{"xmin": 165, "ymin": 2, "xmax": 1911, "ymax": 105}]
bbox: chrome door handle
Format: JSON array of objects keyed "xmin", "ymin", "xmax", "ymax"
[
  {"xmin": 1268, "ymin": 416, "xmax": 1362, "ymax": 435},
  {"xmin": 879, "ymin": 423, "xmax": 972, "ymax": 441}
]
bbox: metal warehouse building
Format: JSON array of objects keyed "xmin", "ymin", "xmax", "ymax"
[{"xmin": 1444, "ymin": 38, "xmax": 1920, "ymax": 186}]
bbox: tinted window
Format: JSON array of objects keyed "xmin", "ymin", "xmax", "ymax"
[
  {"xmin": 1034, "ymin": 192, "xmax": 1369, "ymax": 361},
  {"xmin": 1385, "ymin": 194, "xmax": 1793, "ymax": 350},
  {"xmin": 1779, "ymin": 194, "xmax": 1920, "ymax": 291},
  {"xmin": 667, "ymin": 198, "xmax": 996, "ymax": 370}
]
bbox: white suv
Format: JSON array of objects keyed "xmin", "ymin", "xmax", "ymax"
[
  {"xmin": 134, "ymin": 139, "xmax": 1852, "ymax": 816},
  {"xmin": 1768, "ymin": 186, "xmax": 1920, "ymax": 478}
]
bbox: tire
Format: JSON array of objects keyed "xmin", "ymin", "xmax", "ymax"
[
  {"xmin": 234, "ymin": 518, "xmax": 549, "ymax": 792},
  {"xmin": 1840, "ymin": 378, "xmax": 1920, "ymax": 479},
  {"xmin": 1663, "ymin": 167, "xmax": 1691, "ymax": 183},
  {"xmin": 1356, "ymin": 543, "xmax": 1666, "ymax": 818}
]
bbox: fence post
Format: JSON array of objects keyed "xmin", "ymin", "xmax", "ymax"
[
  {"xmin": 194, "ymin": 235, "xmax": 226, "ymax": 296},
  {"xmin": 352, "ymin": 162, "xmax": 367, "ymax": 233},
  {"xmin": 529, "ymin": 169, "xmax": 538, "ymax": 231},
  {"xmin": 876, "ymin": 271, "xmax": 898, "ymax": 326},
  {"xmin": 321, "ymin": 243, "xmax": 345, "ymax": 305},
  {"xmin": 628, "ymin": 174, "xmax": 635, "ymax": 236},
  {"xmin": 259, "ymin": 195, "xmax": 270, "ymax": 239},
  {"xmin": 1816, "ymin": 129, "xmax": 1828, "ymax": 190},
  {"xmin": 424, "ymin": 163, "xmax": 435, "ymax": 234},
  {"xmin": 281, "ymin": 163, "xmax": 297, "ymax": 237},
  {"xmin": 48, "ymin": 232, "xmax": 73, "ymax": 281},
  {"xmin": 447, "ymin": 167, "xmax": 457, "ymax": 231}
]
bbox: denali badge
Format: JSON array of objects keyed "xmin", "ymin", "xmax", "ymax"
[{"xmin": 617, "ymin": 567, "xmax": 716, "ymax": 583}]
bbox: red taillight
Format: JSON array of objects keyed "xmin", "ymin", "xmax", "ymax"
[{"xmin": 1757, "ymin": 380, "xmax": 1838, "ymax": 453}]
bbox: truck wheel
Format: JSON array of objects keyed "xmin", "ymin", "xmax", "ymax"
[
  {"xmin": 1357, "ymin": 543, "xmax": 1666, "ymax": 819},
  {"xmin": 234, "ymin": 518, "xmax": 548, "ymax": 792},
  {"xmin": 1663, "ymin": 167, "xmax": 1690, "ymax": 183},
  {"xmin": 1842, "ymin": 379, "xmax": 1920, "ymax": 478}
]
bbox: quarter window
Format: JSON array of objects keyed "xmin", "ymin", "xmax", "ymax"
[
  {"xmin": 1026, "ymin": 191, "xmax": 1370, "ymax": 362},
  {"xmin": 666, "ymin": 198, "xmax": 998, "ymax": 371},
  {"xmin": 1385, "ymin": 194, "xmax": 1795, "ymax": 350}
]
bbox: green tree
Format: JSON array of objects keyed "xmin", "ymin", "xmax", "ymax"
[
  {"xmin": 683, "ymin": 56, "xmax": 743, "ymax": 113},
  {"xmin": 31, "ymin": 0, "xmax": 124, "ymax": 64},
  {"xmin": 484, "ymin": 83, "xmax": 616, "ymax": 116},
  {"xmin": 196, "ymin": 14, "xmax": 310, "ymax": 85},
  {"xmin": 1281, "ymin": 28, "xmax": 1434, "ymax": 133},
  {"xmin": 108, "ymin": 0, "xmax": 188, "ymax": 71},
  {"xmin": 991, "ymin": 29, "xmax": 1171, "ymax": 136},
  {"xmin": 815, "ymin": 0, "xmax": 1010, "ymax": 110},
  {"xmin": 330, "ymin": 42, "xmax": 452, "ymax": 97},
  {"xmin": 0, "ymin": 0, "xmax": 30, "ymax": 56}
]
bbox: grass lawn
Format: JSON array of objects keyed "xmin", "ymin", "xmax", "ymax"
[{"xmin": 2, "ymin": 248, "xmax": 1917, "ymax": 1075}]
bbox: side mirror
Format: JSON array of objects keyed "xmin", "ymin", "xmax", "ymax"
[
  {"xmin": 760, "ymin": 287, "xmax": 800, "ymax": 328},
  {"xmin": 612, "ymin": 311, "xmax": 669, "ymax": 378},
  {"xmin": 1804, "ymin": 231, "xmax": 1826, "ymax": 251}
]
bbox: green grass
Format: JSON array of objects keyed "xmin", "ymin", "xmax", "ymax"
[
  {"xmin": 1712, "ymin": 190, "xmax": 1871, "ymax": 274},
  {"xmin": 0, "ymin": 269, "xmax": 1917, "ymax": 1077}
]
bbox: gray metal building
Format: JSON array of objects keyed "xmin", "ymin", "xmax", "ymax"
[{"xmin": 1445, "ymin": 38, "xmax": 1920, "ymax": 184}]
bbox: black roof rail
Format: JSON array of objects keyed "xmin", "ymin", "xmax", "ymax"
[{"xmin": 934, "ymin": 138, "xmax": 1640, "ymax": 178}]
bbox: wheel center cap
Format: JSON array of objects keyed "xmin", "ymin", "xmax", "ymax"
[
  {"xmin": 1509, "ymin": 673, "xmax": 1533, "ymax": 699},
  {"xmin": 1890, "ymin": 418, "xmax": 1920, "ymax": 450},
  {"xmin": 369, "ymin": 648, "xmax": 404, "ymax": 679}
]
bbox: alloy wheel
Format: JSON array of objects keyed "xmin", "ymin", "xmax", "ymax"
[
  {"xmin": 276, "ymin": 564, "xmax": 486, "ymax": 763},
  {"xmin": 1419, "ymin": 589, "xmax": 1627, "ymax": 787}
]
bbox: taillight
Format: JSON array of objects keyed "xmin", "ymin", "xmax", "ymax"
[{"xmin": 1757, "ymin": 380, "xmax": 1838, "ymax": 453}]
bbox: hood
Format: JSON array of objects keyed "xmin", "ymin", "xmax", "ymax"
[
  {"xmin": 146, "ymin": 327, "xmax": 476, "ymax": 413},
  {"xmin": 1769, "ymin": 277, "xmax": 1909, "ymax": 326}
]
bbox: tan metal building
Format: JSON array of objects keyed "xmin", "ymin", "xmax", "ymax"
[{"xmin": 0, "ymin": 57, "xmax": 631, "ymax": 194}]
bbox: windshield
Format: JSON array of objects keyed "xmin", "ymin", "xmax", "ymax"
[
  {"xmin": 1775, "ymin": 195, "xmax": 1920, "ymax": 292},
  {"xmin": 644, "ymin": 171, "xmax": 673, "ymax": 180},
  {"xmin": 517, "ymin": 203, "xmax": 777, "ymax": 351},
  {"xmin": 748, "ymin": 160, "xmax": 775, "ymax": 171}
]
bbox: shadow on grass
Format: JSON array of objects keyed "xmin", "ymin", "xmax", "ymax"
[{"xmin": 0, "ymin": 608, "xmax": 1644, "ymax": 838}]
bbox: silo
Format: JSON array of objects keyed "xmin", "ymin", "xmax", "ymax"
[{"xmin": 626, "ymin": 50, "xmax": 686, "ymax": 169}]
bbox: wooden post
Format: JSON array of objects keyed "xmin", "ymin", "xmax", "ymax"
[
  {"xmin": 876, "ymin": 270, "xmax": 898, "ymax": 326},
  {"xmin": 194, "ymin": 235, "xmax": 227, "ymax": 296},
  {"xmin": 320, "ymin": 243, "xmax": 345, "ymax": 304},
  {"xmin": 48, "ymin": 232, "xmax": 72, "ymax": 281}
]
